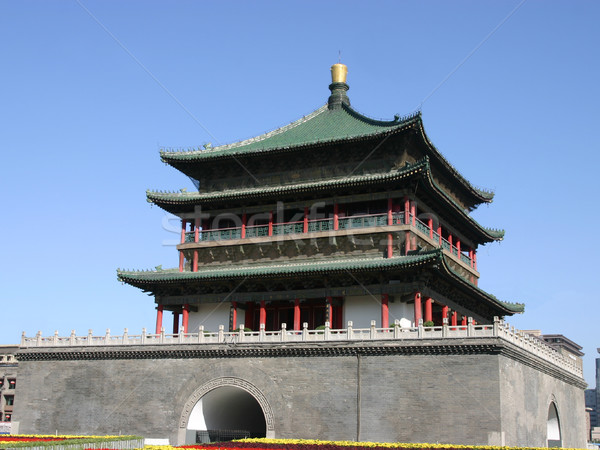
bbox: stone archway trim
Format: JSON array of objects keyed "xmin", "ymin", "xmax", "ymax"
[{"xmin": 179, "ymin": 377, "xmax": 275, "ymax": 432}]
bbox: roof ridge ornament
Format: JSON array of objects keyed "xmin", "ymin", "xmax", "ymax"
[{"xmin": 328, "ymin": 63, "xmax": 350, "ymax": 110}]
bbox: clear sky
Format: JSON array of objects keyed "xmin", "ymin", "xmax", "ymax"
[{"xmin": 1, "ymin": 1, "xmax": 599, "ymax": 385}]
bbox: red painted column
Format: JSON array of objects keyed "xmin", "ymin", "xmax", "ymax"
[
  {"xmin": 473, "ymin": 252, "xmax": 478, "ymax": 271},
  {"xmin": 303, "ymin": 207, "xmax": 309, "ymax": 233},
  {"xmin": 194, "ymin": 217, "xmax": 199, "ymax": 242},
  {"xmin": 437, "ymin": 225, "xmax": 442, "ymax": 245},
  {"xmin": 231, "ymin": 301, "xmax": 237, "ymax": 330},
  {"xmin": 245, "ymin": 302, "xmax": 254, "ymax": 330},
  {"xmin": 179, "ymin": 251, "xmax": 184, "ymax": 272},
  {"xmin": 448, "ymin": 234, "xmax": 453, "ymax": 251},
  {"xmin": 259, "ymin": 301, "xmax": 266, "ymax": 328},
  {"xmin": 469, "ymin": 249, "xmax": 474, "ymax": 267},
  {"xmin": 451, "ymin": 311, "xmax": 458, "ymax": 326},
  {"xmin": 182, "ymin": 304, "xmax": 189, "ymax": 334},
  {"xmin": 404, "ymin": 197, "xmax": 410, "ymax": 225},
  {"xmin": 268, "ymin": 211, "xmax": 273, "ymax": 236},
  {"xmin": 173, "ymin": 311, "xmax": 180, "ymax": 334},
  {"xmin": 294, "ymin": 299, "xmax": 301, "ymax": 331},
  {"xmin": 410, "ymin": 201, "xmax": 416, "ymax": 226},
  {"xmin": 180, "ymin": 219, "xmax": 187, "ymax": 244},
  {"xmin": 387, "ymin": 198, "xmax": 393, "ymax": 226},
  {"xmin": 424, "ymin": 297, "xmax": 433, "ymax": 323},
  {"xmin": 456, "ymin": 239, "xmax": 461, "ymax": 256},
  {"xmin": 192, "ymin": 250, "xmax": 198, "ymax": 272},
  {"xmin": 461, "ymin": 315, "xmax": 468, "ymax": 326},
  {"xmin": 414, "ymin": 292, "xmax": 422, "ymax": 325},
  {"xmin": 428, "ymin": 218, "xmax": 433, "ymax": 239},
  {"xmin": 333, "ymin": 203, "xmax": 339, "ymax": 230},
  {"xmin": 442, "ymin": 305, "xmax": 449, "ymax": 321},
  {"xmin": 405, "ymin": 231, "xmax": 411, "ymax": 255},
  {"xmin": 381, "ymin": 294, "xmax": 389, "ymax": 328},
  {"xmin": 241, "ymin": 213, "xmax": 247, "ymax": 239},
  {"xmin": 155, "ymin": 305, "xmax": 163, "ymax": 334},
  {"xmin": 387, "ymin": 233, "xmax": 393, "ymax": 258}
]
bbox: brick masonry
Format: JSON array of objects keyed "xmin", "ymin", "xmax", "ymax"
[{"xmin": 13, "ymin": 338, "xmax": 587, "ymax": 447}]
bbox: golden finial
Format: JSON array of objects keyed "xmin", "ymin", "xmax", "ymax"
[{"xmin": 330, "ymin": 63, "xmax": 348, "ymax": 84}]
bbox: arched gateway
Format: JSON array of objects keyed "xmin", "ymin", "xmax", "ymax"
[{"xmin": 178, "ymin": 377, "xmax": 275, "ymax": 445}]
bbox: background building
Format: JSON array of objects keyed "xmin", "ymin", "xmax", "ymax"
[{"xmin": 0, "ymin": 346, "xmax": 18, "ymax": 433}]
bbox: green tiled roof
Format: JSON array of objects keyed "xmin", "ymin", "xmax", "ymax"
[
  {"xmin": 161, "ymin": 105, "xmax": 417, "ymax": 161},
  {"xmin": 147, "ymin": 157, "xmax": 504, "ymax": 242},
  {"xmin": 117, "ymin": 249, "xmax": 522, "ymax": 314}
]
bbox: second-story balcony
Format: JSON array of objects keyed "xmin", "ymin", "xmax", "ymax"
[{"xmin": 179, "ymin": 211, "xmax": 477, "ymax": 272}]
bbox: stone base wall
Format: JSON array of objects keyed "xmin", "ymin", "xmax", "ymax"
[{"xmin": 13, "ymin": 338, "xmax": 586, "ymax": 447}]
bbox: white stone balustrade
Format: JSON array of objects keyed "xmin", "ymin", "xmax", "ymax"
[{"xmin": 20, "ymin": 317, "xmax": 582, "ymax": 377}]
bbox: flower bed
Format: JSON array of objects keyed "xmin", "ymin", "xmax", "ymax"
[
  {"xmin": 145, "ymin": 437, "xmax": 587, "ymax": 450},
  {"xmin": 0, "ymin": 434, "xmax": 142, "ymax": 449}
]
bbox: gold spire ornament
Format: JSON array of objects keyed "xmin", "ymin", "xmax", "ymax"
[{"xmin": 330, "ymin": 63, "xmax": 348, "ymax": 84}]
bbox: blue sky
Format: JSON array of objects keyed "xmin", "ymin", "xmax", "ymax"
[{"xmin": 1, "ymin": 1, "xmax": 599, "ymax": 385}]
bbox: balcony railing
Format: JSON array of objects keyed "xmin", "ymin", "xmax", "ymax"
[
  {"xmin": 19, "ymin": 318, "xmax": 582, "ymax": 378},
  {"xmin": 182, "ymin": 211, "xmax": 474, "ymax": 268}
]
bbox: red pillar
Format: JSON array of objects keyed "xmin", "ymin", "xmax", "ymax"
[
  {"xmin": 259, "ymin": 301, "xmax": 266, "ymax": 328},
  {"xmin": 241, "ymin": 213, "xmax": 247, "ymax": 239},
  {"xmin": 442, "ymin": 305, "xmax": 449, "ymax": 321},
  {"xmin": 456, "ymin": 239, "xmax": 461, "ymax": 256},
  {"xmin": 414, "ymin": 292, "xmax": 422, "ymax": 325},
  {"xmin": 387, "ymin": 198, "xmax": 393, "ymax": 226},
  {"xmin": 180, "ymin": 219, "xmax": 186, "ymax": 244},
  {"xmin": 473, "ymin": 252, "xmax": 478, "ymax": 271},
  {"xmin": 231, "ymin": 301, "xmax": 237, "ymax": 330},
  {"xmin": 179, "ymin": 251, "xmax": 184, "ymax": 272},
  {"xmin": 461, "ymin": 315, "xmax": 468, "ymax": 326},
  {"xmin": 333, "ymin": 203, "xmax": 339, "ymax": 230},
  {"xmin": 387, "ymin": 233, "xmax": 393, "ymax": 258},
  {"xmin": 437, "ymin": 225, "xmax": 442, "ymax": 245},
  {"xmin": 245, "ymin": 302, "xmax": 254, "ymax": 330},
  {"xmin": 192, "ymin": 250, "xmax": 198, "ymax": 272},
  {"xmin": 448, "ymin": 234, "xmax": 453, "ymax": 252},
  {"xmin": 303, "ymin": 206, "xmax": 309, "ymax": 233},
  {"xmin": 428, "ymin": 218, "xmax": 433, "ymax": 239},
  {"xmin": 424, "ymin": 297, "xmax": 433, "ymax": 323},
  {"xmin": 405, "ymin": 231, "xmax": 411, "ymax": 255},
  {"xmin": 381, "ymin": 294, "xmax": 389, "ymax": 328},
  {"xmin": 155, "ymin": 305, "xmax": 163, "ymax": 334},
  {"xmin": 469, "ymin": 249, "xmax": 474, "ymax": 267},
  {"xmin": 173, "ymin": 311, "xmax": 180, "ymax": 334},
  {"xmin": 451, "ymin": 311, "xmax": 458, "ymax": 326},
  {"xmin": 268, "ymin": 211, "xmax": 273, "ymax": 236},
  {"xmin": 294, "ymin": 299, "xmax": 301, "ymax": 331},
  {"xmin": 410, "ymin": 201, "xmax": 416, "ymax": 225},
  {"xmin": 194, "ymin": 217, "xmax": 199, "ymax": 242},
  {"xmin": 404, "ymin": 197, "xmax": 410, "ymax": 225},
  {"xmin": 182, "ymin": 304, "xmax": 189, "ymax": 334}
]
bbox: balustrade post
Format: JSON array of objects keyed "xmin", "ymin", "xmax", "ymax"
[
  {"xmin": 122, "ymin": 328, "xmax": 128, "ymax": 345},
  {"xmin": 347, "ymin": 321, "xmax": 353, "ymax": 340},
  {"xmin": 324, "ymin": 321, "xmax": 330, "ymax": 340},
  {"xmin": 417, "ymin": 319, "xmax": 423, "ymax": 338},
  {"xmin": 259, "ymin": 323, "xmax": 266, "ymax": 342},
  {"xmin": 36, "ymin": 331, "xmax": 42, "ymax": 346},
  {"xmin": 70, "ymin": 330, "xmax": 76, "ymax": 345},
  {"xmin": 238, "ymin": 324, "xmax": 245, "ymax": 343},
  {"xmin": 394, "ymin": 319, "xmax": 400, "ymax": 339},
  {"xmin": 218, "ymin": 324, "xmax": 224, "ymax": 343},
  {"xmin": 442, "ymin": 318, "xmax": 448, "ymax": 337},
  {"xmin": 141, "ymin": 328, "xmax": 146, "ymax": 345},
  {"xmin": 467, "ymin": 317, "xmax": 474, "ymax": 336},
  {"xmin": 302, "ymin": 322, "xmax": 308, "ymax": 341},
  {"xmin": 493, "ymin": 316, "xmax": 499, "ymax": 336},
  {"xmin": 281, "ymin": 323, "xmax": 287, "ymax": 342},
  {"xmin": 370, "ymin": 320, "xmax": 376, "ymax": 339},
  {"xmin": 198, "ymin": 326, "xmax": 204, "ymax": 343},
  {"xmin": 21, "ymin": 331, "xmax": 26, "ymax": 347},
  {"xmin": 53, "ymin": 330, "xmax": 59, "ymax": 345},
  {"xmin": 160, "ymin": 327, "xmax": 165, "ymax": 344},
  {"xmin": 87, "ymin": 329, "xmax": 93, "ymax": 346}
]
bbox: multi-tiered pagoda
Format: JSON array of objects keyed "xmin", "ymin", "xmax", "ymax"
[{"xmin": 118, "ymin": 63, "xmax": 523, "ymax": 335}]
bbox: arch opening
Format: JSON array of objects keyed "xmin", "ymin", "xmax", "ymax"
[
  {"xmin": 186, "ymin": 386, "xmax": 267, "ymax": 444},
  {"xmin": 547, "ymin": 402, "xmax": 562, "ymax": 448}
]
